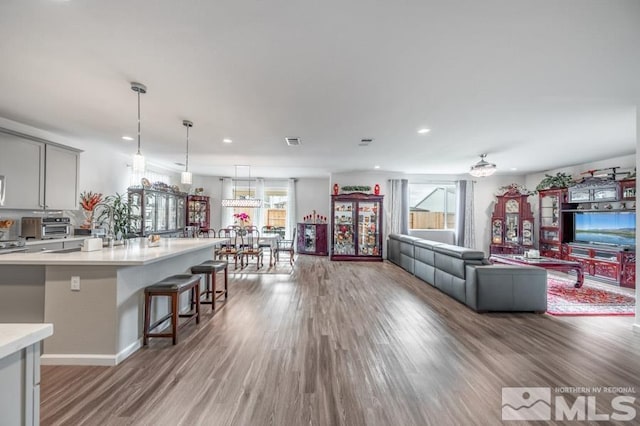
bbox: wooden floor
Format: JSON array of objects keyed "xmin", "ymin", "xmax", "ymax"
[{"xmin": 41, "ymin": 256, "xmax": 640, "ymax": 425}]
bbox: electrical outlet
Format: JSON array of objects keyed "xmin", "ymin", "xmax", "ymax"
[{"xmin": 70, "ymin": 276, "xmax": 80, "ymax": 291}]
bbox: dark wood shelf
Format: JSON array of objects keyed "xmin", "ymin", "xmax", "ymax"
[{"xmin": 561, "ymin": 208, "xmax": 635, "ymax": 213}]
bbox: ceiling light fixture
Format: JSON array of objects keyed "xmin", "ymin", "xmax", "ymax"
[
  {"xmin": 417, "ymin": 128, "xmax": 431, "ymax": 134},
  {"xmin": 122, "ymin": 136, "xmax": 134, "ymax": 141},
  {"xmin": 374, "ymin": 165, "xmax": 381, "ymax": 169},
  {"xmin": 469, "ymin": 154, "xmax": 497, "ymax": 177},
  {"xmin": 130, "ymin": 82, "xmax": 147, "ymax": 173},
  {"xmin": 223, "ymin": 138, "xmax": 233, "ymax": 144},
  {"xmin": 221, "ymin": 165, "xmax": 262, "ymax": 208},
  {"xmin": 181, "ymin": 120, "xmax": 193, "ymax": 185}
]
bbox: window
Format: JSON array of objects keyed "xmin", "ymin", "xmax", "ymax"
[
  {"xmin": 230, "ymin": 185, "xmax": 257, "ymax": 226},
  {"xmin": 228, "ymin": 180, "xmax": 289, "ymax": 233},
  {"xmin": 409, "ymin": 183, "xmax": 456, "ymax": 229},
  {"xmin": 261, "ymin": 181, "xmax": 288, "ymax": 235}
]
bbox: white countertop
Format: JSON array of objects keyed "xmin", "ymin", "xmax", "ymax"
[
  {"xmin": 0, "ymin": 323, "xmax": 53, "ymax": 359},
  {"xmin": 0, "ymin": 237, "xmax": 227, "ymax": 266}
]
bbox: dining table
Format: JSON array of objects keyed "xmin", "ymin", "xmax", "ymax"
[{"xmin": 258, "ymin": 233, "xmax": 281, "ymax": 266}]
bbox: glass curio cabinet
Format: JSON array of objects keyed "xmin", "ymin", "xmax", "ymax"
[
  {"xmin": 331, "ymin": 192, "xmax": 383, "ymax": 261},
  {"xmin": 489, "ymin": 185, "xmax": 534, "ymax": 255},
  {"xmin": 128, "ymin": 186, "xmax": 187, "ymax": 237}
]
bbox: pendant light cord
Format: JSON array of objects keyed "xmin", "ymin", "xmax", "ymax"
[
  {"xmin": 136, "ymin": 90, "xmax": 141, "ymax": 156},
  {"xmin": 185, "ymin": 125, "xmax": 189, "ymax": 172}
]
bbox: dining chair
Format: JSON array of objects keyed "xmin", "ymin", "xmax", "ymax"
[
  {"xmin": 217, "ymin": 228, "xmax": 245, "ymax": 270},
  {"xmin": 274, "ymin": 227, "xmax": 296, "ymax": 265},
  {"xmin": 241, "ymin": 228, "xmax": 264, "ymax": 269}
]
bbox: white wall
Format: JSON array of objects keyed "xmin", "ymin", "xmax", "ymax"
[{"xmin": 296, "ymin": 178, "xmax": 330, "ymax": 223}]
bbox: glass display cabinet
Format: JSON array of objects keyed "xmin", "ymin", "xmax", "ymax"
[
  {"xmin": 187, "ymin": 195, "xmax": 210, "ymax": 232},
  {"xmin": 538, "ymin": 188, "xmax": 566, "ymax": 259},
  {"xmin": 297, "ymin": 223, "xmax": 328, "ymax": 256},
  {"xmin": 489, "ymin": 185, "xmax": 534, "ymax": 255},
  {"xmin": 331, "ymin": 193, "xmax": 383, "ymax": 261},
  {"xmin": 128, "ymin": 187, "xmax": 187, "ymax": 236}
]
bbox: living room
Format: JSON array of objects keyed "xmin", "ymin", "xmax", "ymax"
[{"xmin": 1, "ymin": 1, "xmax": 639, "ymax": 424}]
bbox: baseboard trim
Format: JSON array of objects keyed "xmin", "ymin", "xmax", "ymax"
[
  {"xmin": 41, "ymin": 338, "xmax": 143, "ymax": 366},
  {"xmin": 41, "ymin": 354, "xmax": 117, "ymax": 366},
  {"xmin": 115, "ymin": 338, "xmax": 142, "ymax": 364}
]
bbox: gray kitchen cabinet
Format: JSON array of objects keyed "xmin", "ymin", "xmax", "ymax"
[
  {"xmin": 0, "ymin": 131, "xmax": 45, "ymax": 209},
  {"xmin": 0, "ymin": 128, "xmax": 80, "ymax": 210},
  {"xmin": 45, "ymin": 144, "xmax": 79, "ymax": 210},
  {"xmin": 24, "ymin": 241, "xmax": 64, "ymax": 252}
]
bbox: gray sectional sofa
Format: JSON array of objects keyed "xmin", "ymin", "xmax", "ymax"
[{"xmin": 388, "ymin": 234, "xmax": 547, "ymax": 312}]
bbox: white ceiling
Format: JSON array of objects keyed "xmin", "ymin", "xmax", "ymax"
[{"xmin": 0, "ymin": 0, "xmax": 638, "ymax": 178}]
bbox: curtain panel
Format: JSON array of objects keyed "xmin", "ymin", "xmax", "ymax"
[
  {"xmin": 455, "ymin": 180, "xmax": 476, "ymax": 248},
  {"xmin": 386, "ymin": 179, "xmax": 409, "ymax": 243}
]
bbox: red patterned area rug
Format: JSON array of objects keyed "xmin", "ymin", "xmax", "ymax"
[{"xmin": 547, "ymin": 276, "xmax": 636, "ymax": 317}]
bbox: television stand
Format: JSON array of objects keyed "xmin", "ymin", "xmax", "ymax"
[{"xmin": 565, "ymin": 243, "xmax": 635, "ymax": 288}]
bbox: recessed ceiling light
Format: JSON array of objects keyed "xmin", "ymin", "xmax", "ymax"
[
  {"xmin": 122, "ymin": 136, "xmax": 134, "ymax": 141},
  {"xmin": 223, "ymin": 138, "xmax": 233, "ymax": 144},
  {"xmin": 374, "ymin": 165, "xmax": 381, "ymax": 169},
  {"xmin": 510, "ymin": 167, "xmax": 518, "ymax": 171},
  {"xmin": 417, "ymin": 128, "xmax": 431, "ymax": 134}
]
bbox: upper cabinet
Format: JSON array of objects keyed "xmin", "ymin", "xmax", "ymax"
[
  {"xmin": 0, "ymin": 131, "xmax": 45, "ymax": 209},
  {"xmin": 44, "ymin": 144, "xmax": 79, "ymax": 210},
  {"xmin": 0, "ymin": 128, "xmax": 80, "ymax": 210}
]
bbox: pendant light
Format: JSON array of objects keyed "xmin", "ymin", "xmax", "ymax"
[
  {"xmin": 130, "ymin": 82, "xmax": 147, "ymax": 173},
  {"xmin": 222, "ymin": 165, "xmax": 262, "ymax": 207},
  {"xmin": 469, "ymin": 154, "xmax": 497, "ymax": 177},
  {"xmin": 181, "ymin": 120, "xmax": 193, "ymax": 184}
]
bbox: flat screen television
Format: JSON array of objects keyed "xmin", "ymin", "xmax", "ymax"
[{"xmin": 574, "ymin": 211, "xmax": 635, "ymax": 247}]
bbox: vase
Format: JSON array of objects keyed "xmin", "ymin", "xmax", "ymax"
[{"xmin": 81, "ymin": 209, "xmax": 94, "ymax": 229}]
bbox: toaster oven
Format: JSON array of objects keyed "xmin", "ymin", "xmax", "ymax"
[{"xmin": 21, "ymin": 217, "xmax": 72, "ymax": 240}]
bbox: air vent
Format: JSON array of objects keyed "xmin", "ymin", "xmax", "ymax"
[
  {"xmin": 359, "ymin": 138, "xmax": 374, "ymax": 146},
  {"xmin": 285, "ymin": 137, "xmax": 301, "ymax": 146}
]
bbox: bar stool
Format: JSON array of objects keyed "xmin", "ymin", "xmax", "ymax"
[
  {"xmin": 190, "ymin": 260, "xmax": 228, "ymax": 312},
  {"xmin": 143, "ymin": 274, "xmax": 201, "ymax": 345}
]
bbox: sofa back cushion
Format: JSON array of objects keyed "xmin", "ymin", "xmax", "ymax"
[{"xmin": 433, "ymin": 244, "xmax": 485, "ymax": 261}]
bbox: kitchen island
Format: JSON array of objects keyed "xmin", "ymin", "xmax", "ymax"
[
  {"xmin": 0, "ymin": 323, "xmax": 53, "ymax": 425},
  {"xmin": 0, "ymin": 238, "xmax": 226, "ymax": 366}
]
